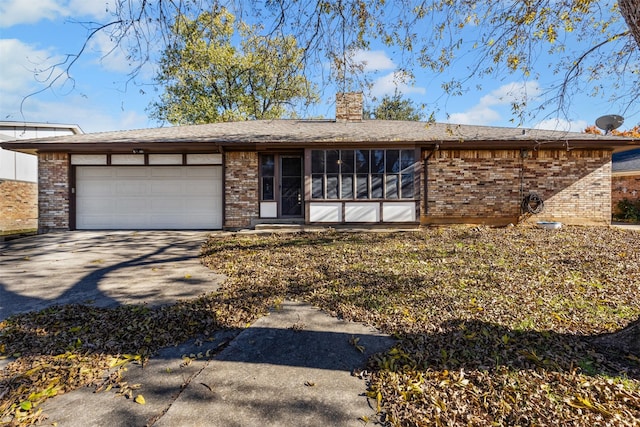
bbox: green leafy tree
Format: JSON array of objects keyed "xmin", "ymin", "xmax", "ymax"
[
  {"xmin": 365, "ymin": 93, "xmax": 423, "ymax": 121},
  {"xmin": 148, "ymin": 8, "xmax": 317, "ymax": 124}
]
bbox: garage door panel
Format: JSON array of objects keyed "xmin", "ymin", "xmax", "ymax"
[
  {"xmin": 151, "ymin": 167, "xmax": 183, "ymax": 178},
  {"xmin": 150, "ymin": 181, "xmax": 182, "ymax": 194},
  {"xmin": 186, "ymin": 167, "xmax": 221, "ymax": 178},
  {"xmin": 116, "ymin": 182, "xmax": 148, "ymax": 196},
  {"xmin": 115, "ymin": 168, "xmax": 150, "ymax": 178},
  {"xmin": 78, "ymin": 168, "xmax": 114, "ymax": 179},
  {"xmin": 76, "ymin": 166, "xmax": 222, "ymax": 229},
  {"xmin": 179, "ymin": 199, "xmax": 218, "ymax": 211},
  {"xmin": 116, "ymin": 198, "xmax": 149, "ymax": 211},
  {"xmin": 81, "ymin": 198, "xmax": 115, "ymax": 213},
  {"xmin": 78, "ymin": 181, "xmax": 115, "ymax": 194}
]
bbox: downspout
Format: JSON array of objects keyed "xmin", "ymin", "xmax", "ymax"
[
  {"xmin": 423, "ymin": 144, "xmax": 439, "ymax": 219},
  {"xmin": 519, "ymin": 148, "xmax": 527, "ymax": 219}
]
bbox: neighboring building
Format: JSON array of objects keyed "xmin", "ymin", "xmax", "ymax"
[
  {"xmin": 611, "ymin": 147, "xmax": 640, "ymax": 215},
  {"xmin": 0, "ymin": 122, "xmax": 83, "ymax": 238},
  {"xmin": 1, "ymin": 94, "xmax": 638, "ymax": 232}
]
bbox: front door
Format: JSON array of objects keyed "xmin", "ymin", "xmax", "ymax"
[{"xmin": 280, "ymin": 155, "xmax": 303, "ymax": 217}]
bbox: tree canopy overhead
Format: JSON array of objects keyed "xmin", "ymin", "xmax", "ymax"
[{"xmin": 32, "ymin": 1, "xmax": 640, "ymax": 122}]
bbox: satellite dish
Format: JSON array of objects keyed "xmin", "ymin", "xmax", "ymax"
[{"xmin": 595, "ymin": 114, "xmax": 624, "ymax": 134}]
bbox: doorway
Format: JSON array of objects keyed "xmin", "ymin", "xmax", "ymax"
[
  {"xmin": 260, "ymin": 154, "xmax": 303, "ymax": 218},
  {"xmin": 280, "ymin": 156, "xmax": 303, "ymax": 217}
]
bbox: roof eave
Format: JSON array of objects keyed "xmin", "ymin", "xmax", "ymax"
[{"xmin": 1, "ymin": 138, "xmax": 638, "ymax": 154}]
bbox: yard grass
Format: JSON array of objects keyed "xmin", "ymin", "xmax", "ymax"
[{"xmin": 1, "ymin": 226, "xmax": 639, "ymax": 425}]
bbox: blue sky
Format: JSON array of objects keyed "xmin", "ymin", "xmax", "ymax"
[{"xmin": 0, "ymin": 0, "xmax": 637, "ymax": 134}]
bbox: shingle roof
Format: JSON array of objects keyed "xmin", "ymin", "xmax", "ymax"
[
  {"xmin": 612, "ymin": 148, "xmax": 640, "ymax": 172},
  {"xmin": 2, "ymin": 120, "xmax": 638, "ymax": 153}
]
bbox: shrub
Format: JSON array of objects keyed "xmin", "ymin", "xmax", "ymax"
[{"xmin": 614, "ymin": 198, "xmax": 640, "ymax": 222}]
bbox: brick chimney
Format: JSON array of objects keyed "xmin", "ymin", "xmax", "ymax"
[{"xmin": 336, "ymin": 92, "xmax": 363, "ymax": 122}]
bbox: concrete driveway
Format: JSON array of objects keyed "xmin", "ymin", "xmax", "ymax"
[{"xmin": 0, "ymin": 231, "xmax": 225, "ymax": 320}]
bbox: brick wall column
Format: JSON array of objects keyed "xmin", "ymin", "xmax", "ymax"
[
  {"xmin": 38, "ymin": 152, "xmax": 69, "ymax": 232},
  {"xmin": 224, "ymin": 151, "xmax": 259, "ymax": 229}
]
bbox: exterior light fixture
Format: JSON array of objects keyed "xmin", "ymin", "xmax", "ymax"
[{"xmin": 133, "ymin": 148, "xmax": 145, "ymax": 154}]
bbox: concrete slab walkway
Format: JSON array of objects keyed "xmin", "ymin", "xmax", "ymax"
[{"xmin": 38, "ymin": 301, "xmax": 394, "ymax": 426}]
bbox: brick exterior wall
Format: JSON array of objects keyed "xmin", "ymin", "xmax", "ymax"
[
  {"xmin": 224, "ymin": 151, "xmax": 259, "ymax": 229},
  {"xmin": 38, "ymin": 152, "xmax": 69, "ymax": 232},
  {"xmin": 612, "ymin": 174, "xmax": 640, "ymax": 214},
  {"xmin": 0, "ymin": 180, "xmax": 38, "ymax": 235},
  {"xmin": 423, "ymin": 149, "xmax": 611, "ymax": 225}
]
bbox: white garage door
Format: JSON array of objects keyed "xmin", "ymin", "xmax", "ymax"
[{"xmin": 76, "ymin": 166, "xmax": 223, "ymax": 229}]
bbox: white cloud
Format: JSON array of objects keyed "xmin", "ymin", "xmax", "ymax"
[
  {"xmin": 0, "ymin": 39, "xmax": 62, "ymax": 99},
  {"xmin": 370, "ymin": 71, "xmax": 427, "ymax": 98},
  {"xmin": 351, "ymin": 50, "xmax": 395, "ymax": 72},
  {"xmin": 0, "ymin": 0, "xmax": 63, "ymax": 27},
  {"xmin": 447, "ymin": 81, "xmax": 541, "ymax": 126},
  {"xmin": 0, "ymin": 0, "xmax": 108, "ymax": 28},
  {"xmin": 533, "ymin": 118, "xmax": 588, "ymax": 133},
  {"xmin": 448, "ymin": 107, "xmax": 501, "ymax": 125},
  {"xmin": 68, "ymin": 0, "xmax": 110, "ymax": 19},
  {"xmin": 479, "ymin": 81, "xmax": 541, "ymax": 107},
  {"xmin": 88, "ymin": 31, "xmax": 134, "ymax": 73},
  {"xmin": 87, "ymin": 31, "xmax": 158, "ymax": 79}
]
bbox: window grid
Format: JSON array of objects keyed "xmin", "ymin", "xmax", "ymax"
[{"xmin": 311, "ymin": 149, "xmax": 415, "ymax": 200}]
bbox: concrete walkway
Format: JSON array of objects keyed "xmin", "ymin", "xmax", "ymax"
[
  {"xmin": 39, "ymin": 301, "xmax": 394, "ymax": 426},
  {"xmin": 611, "ymin": 222, "xmax": 640, "ymax": 231}
]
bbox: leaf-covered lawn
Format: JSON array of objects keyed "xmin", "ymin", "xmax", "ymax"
[
  {"xmin": 200, "ymin": 226, "xmax": 640, "ymax": 426},
  {"xmin": 1, "ymin": 226, "xmax": 639, "ymax": 426}
]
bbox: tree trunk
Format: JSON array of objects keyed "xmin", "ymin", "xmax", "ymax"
[
  {"xmin": 592, "ymin": 318, "xmax": 640, "ymax": 357},
  {"xmin": 619, "ymin": 0, "xmax": 640, "ymax": 49}
]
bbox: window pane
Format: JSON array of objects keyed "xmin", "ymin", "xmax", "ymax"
[
  {"xmin": 371, "ymin": 174, "xmax": 383, "ymax": 198},
  {"xmin": 340, "ymin": 150, "xmax": 354, "ymax": 174},
  {"xmin": 312, "ymin": 175, "xmax": 324, "ymax": 199},
  {"xmin": 356, "ymin": 174, "xmax": 369, "ymax": 199},
  {"xmin": 341, "ymin": 174, "xmax": 353, "ymax": 199},
  {"xmin": 327, "ymin": 174, "xmax": 339, "ymax": 199},
  {"xmin": 386, "ymin": 150, "xmax": 400, "ymax": 173},
  {"xmin": 401, "ymin": 150, "xmax": 415, "ymax": 172},
  {"xmin": 371, "ymin": 150, "xmax": 385, "ymax": 173},
  {"xmin": 326, "ymin": 150, "xmax": 340, "ymax": 174},
  {"xmin": 261, "ymin": 155, "xmax": 274, "ymax": 176},
  {"xmin": 312, "ymin": 150, "xmax": 325, "ymax": 174},
  {"xmin": 355, "ymin": 150, "xmax": 369, "ymax": 173},
  {"xmin": 262, "ymin": 176, "xmax": 274, "ymax": 200},
  {"xmin": 386, "ymin": 174, "xmax": 399, "ymax": 199},
  {"xmin": 401, "ymin": 173, "xmax": 414, "ymax": 198}
]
